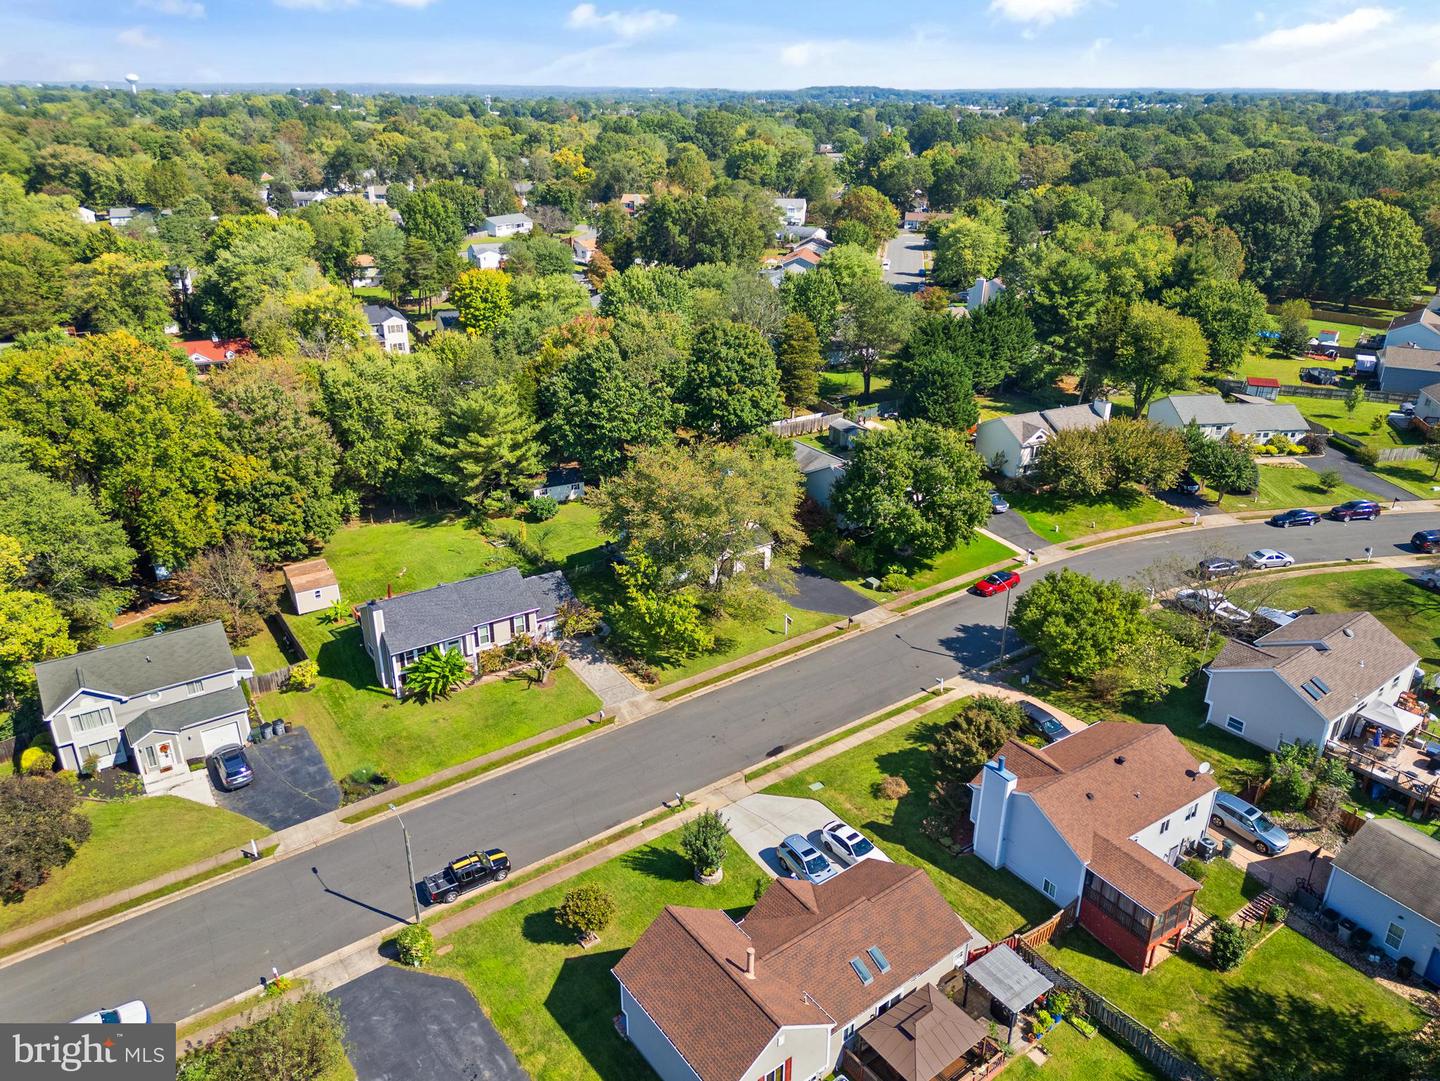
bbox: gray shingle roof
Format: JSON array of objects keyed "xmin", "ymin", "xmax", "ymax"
[
  {"xmin": 485, "ymin": 213, "xmax": 533, "ymax": 227},
  {"xmin": 1332, "ymin": 819, "xmax": 1440, "ymax": 927},
  {"xmin": 362, "ymin": 303, "xmax": 405, "ymax": 324},
  {"xmin": 1155, "ymin": 394, "xmax": 1308, "ymax": 436},
  {"xmin": 793, "ymin": 441, "xmax": 844, "ymax": 475},
  {"xmin": 34, "ymin": 622, "xmax": 240, "ymax": 719},
  {"xmin": 1380, "ymin": 346, "xmax": 1440, "ymax": 373},
  {"xmin": 368, "ymin": 568, "xmax": 572, "ymax": 655},
  {"xmin": 1388, "ymin": 307, "xmax": 1440, "ymax": 334},
  {"xmin": 1039, "ymin": 403, "xmax": 1108, "ymax": 432},
  {"xmin": 124, "ymin": 685, "xmax": 249, "ymax": 745}
]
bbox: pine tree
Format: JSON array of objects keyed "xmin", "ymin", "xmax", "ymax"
[
  {"xmin": 776, "ymin": 313, "xmax": 823, "ymax": 413},
  {"xmin": 443, "ymin": 385, "xmax": 543, "ymax": 512}
]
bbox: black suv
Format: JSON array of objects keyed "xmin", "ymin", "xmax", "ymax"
[
  {"xmin": 1329, "ymin": 500, "xmax": 1380, "ymax": 522},
  {"xmin": 1414, "ymin": 530, "xmax": 1440, "ymax": 553}
]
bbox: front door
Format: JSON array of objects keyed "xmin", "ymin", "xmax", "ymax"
[
  {"xmin": 144, "ymin": 740, "xmax": 178, "ymax": 776},
  {"xmin": 1425, "ymin": 946, "xmax": 1440, "ymax": 988}
]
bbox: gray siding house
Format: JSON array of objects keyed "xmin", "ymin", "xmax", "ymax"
[
  {"xmin": 794, "ymin": 441, "xmax": 845, "ymax": 510},
  {"xmin": 1322, "ymin": 820, "xmax": 1440, "ymax": 983},
  {"xmin": 1147, "ymin": 394, "xmax": 1308, "ymax": 443},
  {"xmin": 973, "ymin": 400, "xmax": 1111, "ymax": 478},
  {"xmin": 530, "ymin": 464, "xmax": 586, "ymax": 503},
  {"xmin": 358, "ymin": 567, "xmax": 572, "ymax": 695},
  {"xmin": 1377, "ymin": 344, "xmax": 1440, "ymax": 395},
  {"xmin": 1203, "ymin": 612, "xmax": 1418, "ymax": 752},
  {"xmin": 34, "ymin": 622, "xmax": 254, "ymax": 793}
]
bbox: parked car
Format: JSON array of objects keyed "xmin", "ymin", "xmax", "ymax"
[
  {"xmin": 72, "ymin": 1000, "xmax": 150, "ymax": 1024},
  {"xmin": 989, "ymin": 490, "xmax": 1010, "ymax": 514},
  {"xmin": 821, "ymin": 820, "xmax": 887, "ymax": 865},
  {"xmin": 1412, "ymin": 529, "xmax": 1440, "ymax": 553},
  {"xmin": 421, "ymin": 847, "xmax": 510, "ymax": 904},
  {"xmin": 1195, "ymin": 557, "xmax": 1240, "ymax": 580},
  {"xmin": 1416, "ymin": 568, "xmax": 1440, "ymax": 592},
  {"xmin": 207, "ymin": 744, "xmax": 253, "ymax": 791},
  {"xmin": 1211, "ymin": 791, "xmax": 1290, "ymax": 855},
  {"xmin": 1299, "ymin": 367, "xmax": 1340, "ymax": 385},
  {"xmin": 777, "ymin": 833, "xmax": 839, "ymax": 885},
  {"xmin": 1329, "ymin": 500, "xmax": 1380, "ymax": 521},
  {"xmin": 974, "ymin": 570, "xmax": 1020, "ymax": 596},
  {"xmin": 1244, "ymin": 548, "xmax": 1295, "ymax": 570},
  {"xmin": 1021, "ymin": 701, "xmax": 1068, "ymax": 743},
  {"xmin": 1173, "ymin": 474, "xmax": 1201, "ymax": 496},
  {"xmin": 1175, "ymin": 588, "xmax": 1251, "ymax": 624},
  {"xmin": 1269, "ymin": 509, "xmax": 1320, "ymax": 529}
]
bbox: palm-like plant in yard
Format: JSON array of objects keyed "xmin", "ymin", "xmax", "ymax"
[{"xmin": 403, "ymin": 647, "xmax": 470, "ymax": 703}]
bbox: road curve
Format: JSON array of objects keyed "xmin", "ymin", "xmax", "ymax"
[{"xmin": 2, "ymin": 513, "xmax": 1434, "ymax": 1023}]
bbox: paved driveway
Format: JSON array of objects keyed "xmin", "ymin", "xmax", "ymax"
[
  {"xmin": 773, "ymin": 566, "xmax": 875, "ymax": 618},
  {"xmin": 983, "ymin": 511, "xmax": 1052, "ymax": 551},
  {"xmin": 331, "ymin": 966, "xmax": 527, "ymax": 1081},
  {"xmin": 722, "ymin": 793, "xmax": 889, "ymax": 877},
  {"xmin": 1301, "ymin": 446, "xmax": 1417, "ymax": 504},
  {"xmin": 211, "ymin": 728, "xmax": 339, "ymax": 831},
  {"xmin": 883, "ymin": 232, "xmax": 928, "ymax": 292}
]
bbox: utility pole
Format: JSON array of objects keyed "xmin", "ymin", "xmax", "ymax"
[{"xmin": 388, "ymin": 803, "xmax": 422, "ymax": 925}]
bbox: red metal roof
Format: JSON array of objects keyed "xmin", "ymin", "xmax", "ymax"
[{"xmin": 1246, "ymin": 376, "xmax": 1281, "ymax": 387}]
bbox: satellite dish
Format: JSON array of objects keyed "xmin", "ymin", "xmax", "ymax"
[{"xmin": 1197, "ymin": 762, "xmax": 1212, "ymax": 775}]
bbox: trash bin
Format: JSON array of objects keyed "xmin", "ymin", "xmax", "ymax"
[
  {"xmin": 272, "ymin": 719, "xmax": 287, "ymax": 736},
  {"xmin": 1221, "ymin": 837, "xmax": 1235, "ymax": 859},
  {"xmin": 1338, "ymin": 917, "xmax": 1357, "ymax": 945}
]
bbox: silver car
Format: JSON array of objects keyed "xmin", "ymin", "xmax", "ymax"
[
  {"xmin": 1211, "ymin": 791, "xmax": 1291, "ymax": 855},
  {"xmin": 777, "ymin": 833, "xmax": 839, "ymax": 884}
]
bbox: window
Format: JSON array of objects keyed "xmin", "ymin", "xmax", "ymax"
[
  {"xmin": 511, "ymin": 615, "xmax": 528, "ymax": 635},
  {"xmin": 1226, "ymin": 716, "xmax": 1246, "ymax": 734},
  {"xmin": 70, "ymin": 708, "xmax": 113, "ymax": 734},
  {"xmin": 186, "ymin": 680, "xmax": 204, "ymax": 696},
  {"xmin": 849, "ymin": 957, "xmax": 874, "ymax": 985},
  {"xmin": 82, "ymin": 737, "xmax": 118, "ymax": 761},
  {"xmin": 760, "ymin": 1067, "xmax": 786, "ymax": 1081},
  {"xmin": 1043, "ymin": 878, "xmax": 1057, "ymax": 899},
  {"xmin": 867, "ymin": 946, "xmax": 891, "ymax": 974},
  {"xmin": 842, "ymin": 1023, "xmax": 858, "ymax": 1047},
  {"xmin": 1386, "ymin": 923, "xmax": 1405, "ymax": 951},
  {"xmin": 143, "ymin": 746, "xmax": 159, "ymax": 769},
  {"xmin": 1185, "ymin": 803, "xmax": 1198, "ymax": 821},
  {"xmin": 1159, "ymin": 819, "xmax": 1171, "ymax": 835},
  {"xmin": 478, "ymin": 625, "xmax": 492, "ymax": 647}
]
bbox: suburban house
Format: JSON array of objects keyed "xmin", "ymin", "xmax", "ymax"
[
  {"xmin": 619, "ymin": 192, "xmax": 649, "ymax": 214},
  {"xmin": 283, "ymin": 558, "xmax": 341, "ymax": 616},
  {"xmin": 1203, "ymin": 612, "xmax": 1419, "ymax": 752},
  {"xmin": 362, "ymin": 303, "xmax": 410, "ymax": 354},
  {"xmin": 1383, "ymin": 305, "xmax": 1440, "ymax": 353},
  {"xmin": 466, "ymin": 244, "xmax": 506, "ymax": 270},
  {"xmin": 482, "ymin": 213, "xmax": 534, "ymax": 238},
  {"xmin": 1377, "ymin": 344, "xmax": 1440, "ymax": 395},
  {"xmin": 361, "ymin": 184, "xmax": 389, "ymax": 206},
  {"xmin": 903, "ymin": 210, "xmax": 939, "ymax": 231},
  {"xmin": 774, "ymin": 197, "xmax": 807, "ymax": 228},
  {"xmin": 530, "ymin": 464, "xmax": 586, "ymax": 503},
  {"xmin": 1147, "ymin": 394, "xmax": 1309, "ymax": 444},
  {"xmin": 1322, "ymin": 819, "xmax": 1440, "ymax": 983},
  {"xmin": 969, "ymin": 722, "xmax": 1217, "ymax": 973},
  {"xmin": 290, "ymin": 190, "xmax": 329, "ymax": 208},
  {"xmin": 358, "ymin": 567, "xmax": 573, "ymax": 695},
  {"xmin": 571, "ymin": 233, "xmax": 597, "ymax": 264},
  {"xmin": 973, "ymin": 400, "xmax": 1112, "ymax": 478},
  {"xmin": 178, "ymin": 337, "xmax": 251, "ymax": 373},
  {"xmin": 1414, "ymin": 383, "xmax": 1440, "ymax": 427},
  {"xmin": 965, "ymin": 277, "xmax": 1004, "ymax": 311},
  {"xmin": 794, "ymin": 441, "xmax": 845, "ymax": 510},
  {"xmin": 349, "ymin": 253, "xmax": 379, "ymax": 288},
  {"xmin": 106, "ymin": 206, "xmax": 135, "ymax": 227},
  {"xmin": 34, "ymin": 623, "xmax": 255, "ymax": 793},
  {"xmin": 613, "ymin": 860, "xmax": 977, "ymax": 1081},
  {"xmin": 75, "ymin": 206, "xmax": 97, "ymax": 224},
  {"xmin": 828, "ymin": 416, "xmax": 864, "ymax": 450},
  {"xmin": 778, "ymin": 246, "xmax": 824, "ymax": 275}
]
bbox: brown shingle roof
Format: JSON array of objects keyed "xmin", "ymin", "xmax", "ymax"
[
  {"xmin": 856, "ymin": 983, "xmax": 988, "ymax": 1081},
  {"xmin": 615, "ymin": 862, "xmax": 974, "ymax": 1081},
  {"xmin": 283, "ymin": 558, "xmax": 338, "ymax": 593},
  {"xmin": 1210, "ymin": 612, "xmax": 1418, "ymax": 721}
]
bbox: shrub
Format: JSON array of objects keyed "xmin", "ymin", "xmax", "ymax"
[
  {"xmin": 1352, "ymin": 443, "xmax": 1380, "ymax": 467},
  {"xmin": 875, "ymin": 775, "xmax": 910, "ymax": 800},
  {"xmin": 1034, "ymin": 1010, "xmax": 1055, "ymax": 1032},
  {"xmin": 1071, "ymin": 1015, "xmax": 1097, "ymax": 1038},
  {"xmin": 878, "ymin": 572, "xmax": 912, "ymax": 593},
  {"xmin": 262, "ymin": 975, "xmax": 294, "ymax": 998},
  {"xmin": 0, "ymin": 774, "xmax": 92, "ymax": 903},
  {"xmin": 557, "ymin": 884, "xmax": 616, "ymax": 939},
  {"xmin": 477, "ymin": 647, "xmax": 509, "ymax": 675},
  {"xmin": 181, "ymin": 992, "xmax": 346, "ymax": 1081},
  {"xmin": 1179, "ymin": 856, "xmax": 1208, "ymax": 882},
  {"xmin": 19, "ymin": 747, "xmax": 56, "ymax": 775},
  {"xmin": 679, "ymin": 810, "xmax": 730, "ymax": 877},
  {"xmin": 1267, "ymin": 903, "xmax": 1288, "ymax": 925},
  {"xmin": 394, "ymin": 924, "xmax": 435, "ymax": 967},
  {"xmin": 80, "ymin": 753, "xmax": 100, "ymax": 778},
  {"xmin": 286, "ymin": 660, "xmax": 318, "ymax": 691},
  {"xmin": 1316, "ymin": 469, "xmax": 1343, "ymax": 493},
  {"xmin": 527, "ymin": 496, "xmax": 559, "ymax": 522},
  {"xmin": 1210, "ymin": 920, "xmax": 1250, "ymax": 971}
]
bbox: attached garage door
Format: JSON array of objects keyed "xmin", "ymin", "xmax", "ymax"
[{"xmin": 201, "ymin": 720, "xmax": 245, "ymax": 755}]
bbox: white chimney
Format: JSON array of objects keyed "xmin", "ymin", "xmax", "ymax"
[
  {"xmin": 973, "ymin": 755, "xmax": 1017, "ymax": 870},
  {"xmin": 745, "ymin": 947, "xmax": 756, "ymax": 980},
  {"xmin": 1092, "ymin": 399, "xmax": 1113, "ymax": 422}
]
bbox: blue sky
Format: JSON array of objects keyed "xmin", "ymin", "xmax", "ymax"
[{"xmin": 3, "ymin": 1, "xmax": 1438, "ymax": 91}]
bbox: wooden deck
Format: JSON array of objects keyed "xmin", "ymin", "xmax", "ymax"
[{"xmin": 1325, "ymin": 739, "xmax": 1440, "ymax": 819}]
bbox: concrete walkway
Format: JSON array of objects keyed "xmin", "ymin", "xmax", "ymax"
[{"xmin": 563, "ymin": 636, "xmax": 643, "ymax": 709}]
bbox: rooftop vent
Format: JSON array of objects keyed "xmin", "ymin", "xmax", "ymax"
[
  {"xmin": 1115, "ymin": 755, "xmax": 1126, "ymax": 765},
  {"xmin": 1343, "ymin": 627, "xmax": 1356, "ymax": 638}
]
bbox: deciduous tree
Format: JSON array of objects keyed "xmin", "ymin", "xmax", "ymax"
[
  {"xmin": 452, "ymin": 268, "xmax": 512, "ymax": 336},
  {"xmin": 776, "ymin": 313, "xmax": 823, "ymax": 412},
  {"xmin": 680, "ymin": 321, "xmax": 783, "ymax": 438},
  {"xmin": 0, "ymin": 772, "xmax": 92, "ymax": 903},
  {"xmin": 1319, "ymin": 198, "xmax": 1430, "ymax": 307}
]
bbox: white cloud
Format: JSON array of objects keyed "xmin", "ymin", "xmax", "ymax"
[
  {"xmin": 272, "ymin": 0, "xmax": 358, "ymax": 9},
  {"xmin": 566, "ymin": 3, "xmax": 677, "ymax": 40},
  {"xmin": 779, "ymin": 40, "xmax": 844, "ymax": 67},
  {"xmin": 1240, "ymin": 7, "xmax": 1395, "ymax": 51},
  {"xmin": 989, "ymin": 0, "xmax": 1086, "ymax": 26},
  {"xmin": 117, "ymin": 26, "xmax": 160, "ymax": 47},
  {"xmin": 136, "ymin": 0, "xmax": 205, "ymax": 16}
]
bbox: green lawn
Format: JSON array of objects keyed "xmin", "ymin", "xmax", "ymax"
[
  {"xmin": 1245, "ymin": 568, "xmax": 1440, "ymax": 669},
  {"xmin": 432, "ymin": 832, "xmax": 768, "ymax": 1081},
  {"xmin": 1006, "ymin": 1022, "xmax": 1161, "ymax": 1081},
  {"xmin": 1192, "ymin": 857, "xmax": 1263, "ymax": 920},
  {"xmin": 1202, "ymin": 462, "xmax": 1374, "ymax": 512},
  {"xmin": 975, "ymin": 383, "xmax": 1079, "ymax": 422},
  {"xmin": 1370, "ymin": 457, "xmax": 1440, "ymax": 499},
  {"xmin": 807, "ymin": 532, "xmax": 1017, "ymax": 602},
  {"xmin": 818, "ymin": 365, "xmax": 890, "ymax": 401},
  {"xmin": 1280, "ymin": 395, "xmax": 1418, "ymax": 448},
  {"xmin": 0, "ymin": 797, "xmax": 266, "ymax": 936},
  {"xmin": 764, "ymin": 714, "xmax": 1057, "ymax": 942},
  {"xmin": 648, "ymin": 605, "xmax": 838, "ymax": 686},
  {"xmin": 258, "ymin": 627, "xmax": 600, "ymax": 784},
  {"xmin": 1041, "ymin": 927, "xmax": 1426, "ymax": 1081},
  {"xmin": 1006, "ymin": 486, "xmax": 1180, "ymax": 544},
  {"xmin": 99, "ymin": 617, "xmax": 290, "ymax": 674}
]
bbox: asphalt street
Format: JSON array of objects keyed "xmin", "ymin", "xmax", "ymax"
[
  {"xmin": 883, "ymin": 231, "xmax": 927, "ymax": 291},
  {"xmin": 5, "ymin": 513, "xmax": 1436, "ymax": 1025}
]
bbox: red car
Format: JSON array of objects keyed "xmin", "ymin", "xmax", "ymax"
[{"xmin": 974, "ymin": 570, "xmax": 1021, "ymax": 596}]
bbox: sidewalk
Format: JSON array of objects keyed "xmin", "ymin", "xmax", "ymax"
[{"xmin": 563, "ymin": 636, "xmax": 645, "ymax": 709}]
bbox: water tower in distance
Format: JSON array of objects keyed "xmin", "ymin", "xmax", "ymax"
[{"xmin": 125, "ymin": 73, "xmax": 140, "ymax": 95}]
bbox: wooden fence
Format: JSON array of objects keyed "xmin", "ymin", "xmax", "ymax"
[
  {"xmin": 244, "ymin": 667, "xmax": 292, "ymax": 696},
  {"xmin": 1017, "ymin": 944, "xmax": 1215, "ymax": 1081},
  {"xmin": 1219, "ymin": 379, "xmax": 1411, "ymax": 405},
  {"xmin": 770, "ymin": 411, "xmax": 842, "ymax": 438},
  {"xmin": 268, "ymin": 612, "xmax": 309, "ymax": 662}
]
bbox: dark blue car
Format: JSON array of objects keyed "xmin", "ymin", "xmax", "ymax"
[
  {"xmin": 1330, "ymin": 500, "xmax": 1380, "ymax": 521},
  {"xmin": 1269, "ymin": 508, "xmax": 1320, "ymax": 528},
  {"xmin": 208, "ymin": 744, "xmax": 253, "ymax": 791}
]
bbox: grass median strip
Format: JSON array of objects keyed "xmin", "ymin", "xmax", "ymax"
[
  {"xmin": 340, "ymin": 720, "xmax": 614, "ymax": 825},
  {"xmin": 743, "ymin": 691, "xmax": 942, "ymax": 783},
  {"xmin": 657, "ymin": 626, "xmax": 850, "ymax": 702},
  {"xmin": 176, "ymin": 976, "xmax": 310, "ymax": 1045}
]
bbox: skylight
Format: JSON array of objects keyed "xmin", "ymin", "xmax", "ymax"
[
  {"xmin": 1300, "ymin": 678, "xmax": 1330, "ymax": 700},
  {"xmin": 849, "ymin": 957, "xmax": 874, "ymax": 985},
  {"xmin": 867, "ymin": 946, "xmax": 891, "ymax": 974}
]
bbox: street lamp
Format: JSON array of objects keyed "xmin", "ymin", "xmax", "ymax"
[{"xmin": 388, "ymin": 803, "xmax": 422, "ymax": 925}]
